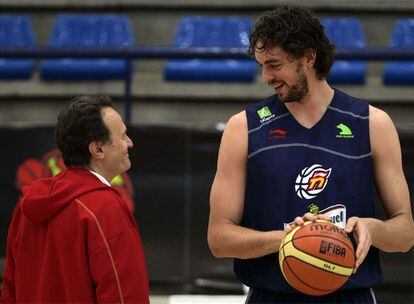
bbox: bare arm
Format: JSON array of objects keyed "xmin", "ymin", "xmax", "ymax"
[
  {"xmin": 207, "ymin": 111, "xmax": 286, "ymax": 259},
  {"xmin": 346, "ymin": 105, "xmax": 414, "ymax": 268},
  {"xmin": 367, "ymin": 106, "xmax": 414, "ymax": 252}
]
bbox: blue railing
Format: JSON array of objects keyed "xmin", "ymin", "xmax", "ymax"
[{"xmin": 1, "ymin": 46, "xmax": 414, "ymax": 122}]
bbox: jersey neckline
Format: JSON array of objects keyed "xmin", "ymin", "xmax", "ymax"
[{"xmin": 279, "ymin": 88, "xmax": 337, "ymax": 131}]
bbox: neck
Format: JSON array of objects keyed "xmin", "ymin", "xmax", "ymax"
[
  {"xmin": 87, "ymin": 161, "xmax": 114, "ymax": 184},
  {"xmin": 284, "ymin": 79, "xmax": 334, "ymax": 115}
]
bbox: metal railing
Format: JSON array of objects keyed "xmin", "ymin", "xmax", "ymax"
[{"xmin": 1, "ymin": 46, "xmax": 414, "ymax": 122}]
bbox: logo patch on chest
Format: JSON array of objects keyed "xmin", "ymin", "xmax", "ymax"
[
  {"xmin": 295, "ymin": 164, "xmax": 332, "ymax": 199},
  {"xmin": 336, "ymin": 123, "xmax": 354, "ymax": 139},
  {"xmin": 257, "ymin": 106, "xmax": 275, "ymax": 123},
  {"xmin": 268, "ymin": 128, "xmax": 287, "ymax": 139}
]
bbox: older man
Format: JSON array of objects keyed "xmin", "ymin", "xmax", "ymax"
[{"xmin": 1, "ymin": 96, "xmax": 149, "ymax": 303}]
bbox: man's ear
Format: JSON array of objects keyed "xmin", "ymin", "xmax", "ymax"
[
  {"xmin": 89, "ymin": 141, "xmax": 105, "ymax": 160},
  {"xmin": 305, "ymin": 49, "xmax": 316, "ymax": 67}
]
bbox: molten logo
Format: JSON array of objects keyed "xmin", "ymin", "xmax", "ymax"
[
  {"xmin": 310, "ymin": 223, "xmax": 348, "ymax": 238},
  {"xmin": 295, "ymin": 164, "xmax": 332, "ymax": 199}
]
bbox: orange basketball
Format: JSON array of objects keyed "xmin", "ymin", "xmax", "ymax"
[{"xmin": 279, "ymin": 220, "xmax": 355, "ymax": 296}]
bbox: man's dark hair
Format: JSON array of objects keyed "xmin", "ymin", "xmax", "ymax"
[
  {"xmin": 55, "ymin": 95, "xmax": 114, "ymax": 167},
  {"xmin": 248, "ymin": 6, "xmax": 335, "ymax": 79}
]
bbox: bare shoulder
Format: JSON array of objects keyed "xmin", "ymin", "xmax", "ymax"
[
  {"xmin": 369, "ymin": 105, "xmax": 394, "ymax": 129},
  {"xmin": 225, "ymin": 110, "xmax": 247, "ymax": 132},
  {"xmin": 216, "ymin": 110, "xmax": 248, "ymax": 171},
  {"xmin": 369, "ymin": 105, "xmax": 400, "ymax": 158},
  {"xmin": 220, "ymin": 110, "xmax": 248, "ymax": 149}
]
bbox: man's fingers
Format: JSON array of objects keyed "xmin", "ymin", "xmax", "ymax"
[
  {"xmin": 356, "ymin": 233, "xmax": 371, "ymax": 266},
  {"xmin": 345, "ymin": 216, "xmax": 359, "ymax": 233},
  {"xmin": 284, "ymin": 225, "xmax": 293, "ymax": 232},
  {"xmin": 316, "ymin": 214, "xmax": 331, "ymax": 221},
  {"xmin": 348, "ymin": 217, "xmax": 372, "ymax": 274},
  {"xmin": 302, "ymin": 213, "xmax": 317, "ymax": 221},
  {"xmin": 294, "ymin": 216, "xmax": 304, "ymax": 226},
  {"xmin": 289, "ymin": 213, "xmax": 328, "ymax": 232},
  {"xmin": 354, "ymin": 244, "xmax": 369, "ymax": 273}
]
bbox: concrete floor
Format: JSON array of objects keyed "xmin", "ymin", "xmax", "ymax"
[
  {"xmin": 151, "ymin": 295, "xmax": 169, "ymax": 304},
  {"xmin": 151, "ymin": 295, "xmax": 247, "ymax": 304}
]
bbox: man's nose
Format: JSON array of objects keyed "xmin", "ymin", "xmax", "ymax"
[
  {"xmin": 127, "ymin": 135, "xmax": 133, "ymax": 148},
  {"xmin": 262, "ymin": 67, "xmax": 274, "ymax": 83}
]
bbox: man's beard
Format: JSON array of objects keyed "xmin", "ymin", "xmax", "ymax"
[{"xmin": 280, "ymin": 68, "xmax": 309, "ymax": 104}]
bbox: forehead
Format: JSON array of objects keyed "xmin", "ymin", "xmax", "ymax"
[
  {"xmin": 254, "ymin": 44, "xmax": 289, "ymax": 64},
  {"xmin": 101, "ymin": 107, "xmax": 125, "ymax": 133}
]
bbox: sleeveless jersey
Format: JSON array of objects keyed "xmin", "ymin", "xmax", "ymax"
[{"xmin": 234, "ymin": 88, "xmax": 383, "ymax": 293}]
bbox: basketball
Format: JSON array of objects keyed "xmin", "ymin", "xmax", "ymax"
[{"xmin": 279, "ymin": 220, "xmax": 355, "ymax": 296}]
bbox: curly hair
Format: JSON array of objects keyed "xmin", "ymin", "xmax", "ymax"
[
  {"xmin": 55, "ymin": 95, "xmax": 114, "ymax": 168},
  {"xmin": 248, "ymin": 6, "xmax": 335, "ymax": 80}
]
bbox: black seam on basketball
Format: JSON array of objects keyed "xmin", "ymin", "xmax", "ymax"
[
  {"xmin": 286, "ymin": 250, "xmax": 350, "ymax": 278},
  {"xmin": 281, "ymin": 237, "xmax": 354, "ymax": 272},
  {"xmin": 280, "ymin": 238, "xmax": 295, "ymax": 252},
  {"xmin": 291, "ymin": 234, "xmax": 355, "ymax": 253},
  {"xmin": 282, "ymin": 239, "xmax": 289, "ymax": 269},
  {"xmin": 284, "ymin": 256, "xmax": 338, "ymax": 292},
  {"xmin": 280, "ymin": 235, "xmax": 354, "ymax": 256}
]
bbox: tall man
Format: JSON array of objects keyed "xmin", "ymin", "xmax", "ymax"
[
  {"xmin": 1, "ymin": 96, "xmax": 149, "ymax": 303},
  {"xmin": 208, "ymin": 6, "xmax": 414, "ymax": 303}
]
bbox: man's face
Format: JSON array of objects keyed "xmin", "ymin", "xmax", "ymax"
[
  {"xmin": 100, "ymin": 107, "xmax": 133, "ymax": 179},
  {"xmin": 255, "ymin": 44, "xmax": 309, "ymax": 103}
]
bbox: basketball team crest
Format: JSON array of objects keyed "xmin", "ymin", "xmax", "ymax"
[{"xmin": 295, "ymin": 164, "xmax": 332, "ymax": 199}]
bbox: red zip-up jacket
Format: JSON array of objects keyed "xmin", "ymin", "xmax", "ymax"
[{"xmin": 1, "ymin": 168, "xmax": 149, "ymax": 303}]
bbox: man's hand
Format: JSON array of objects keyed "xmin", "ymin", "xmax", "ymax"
[
  {"xmin": 285, "ymin": 212, "xmax": 331, "ymax": 233},
  {"xmin": 345, "ymin": 217, "xmax": 372, "ymax": 273}
]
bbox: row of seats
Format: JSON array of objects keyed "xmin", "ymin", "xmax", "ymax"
[{"xmin": 0, "ymin": 14, "xmax": 413, "ymax": 85}]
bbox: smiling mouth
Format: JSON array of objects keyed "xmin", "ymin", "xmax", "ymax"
[{"xmin": 272, "ymin": 83, "xmax": 284, "ymax": 91}]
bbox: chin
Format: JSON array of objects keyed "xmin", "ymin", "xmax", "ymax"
[
  {"xmin": 123, "ymin": 162, "xmax": 132, "ymax": 172},
  {"xmin": 279, "ymin": 96, "xmax": 294, "ymax": 103}
]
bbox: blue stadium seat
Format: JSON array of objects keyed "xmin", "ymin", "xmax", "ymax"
[
  {"xmin": 40, "ymin": 14, "xmax": 134, "ymax": 80},
  {"xmin": 164, "ymin": 16, "xmax": 256, "ymax": 82},
  {"xmin": 321, "ymin": 18, "xmax": 367, "ymax": 85},
  {"xmin": 383, "ymin": 19, "xmax": 414, "ymax": 85},
  {"xmin": 0, "ymin": 15, "xmax": 35, "ymax": 79}
]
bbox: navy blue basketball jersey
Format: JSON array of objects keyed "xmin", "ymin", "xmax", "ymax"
[{"xmin": 234, "ymin": 88, "xmax": 383, "ymax": 293}]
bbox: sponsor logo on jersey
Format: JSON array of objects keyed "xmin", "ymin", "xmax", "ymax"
[
  {"xmin": 295, "ymin": 164, "xmax": 332, "ymax": 199},
  {"xmin": 268, "ymin": 128, "xmax": 287, "ymax": 139},
  {"xmin": 283, "ymin": 203, "xmax": 347, "ymax": 230},
  {"xmin": 319, "ymin": 204, "xmax": 347, "ymax": 228},
  {"xmin": 336, "ymin": 123, "xmax": 354, "ymax": 138},
  {"xmin": 257, "ymin": 106, "xmax": 275, "ymax": 123}
]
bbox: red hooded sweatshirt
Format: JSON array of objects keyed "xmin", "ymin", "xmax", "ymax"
[{"xmin": 1, "ymin": 168, "xmax": 149, "ymax": 303}]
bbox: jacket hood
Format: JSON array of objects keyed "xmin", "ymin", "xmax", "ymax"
[{"xmin": 21, "ymin": 168, "xmax": 109, "ymax": 224}]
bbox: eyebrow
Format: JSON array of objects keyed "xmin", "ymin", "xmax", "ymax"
[
  {"xmin": 255, "ymin": 59, "xmax": 282, "ymax": 66},
  {"xmin": 264, "ymin": 59, "xmax": 282, "ymax": 65}
]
